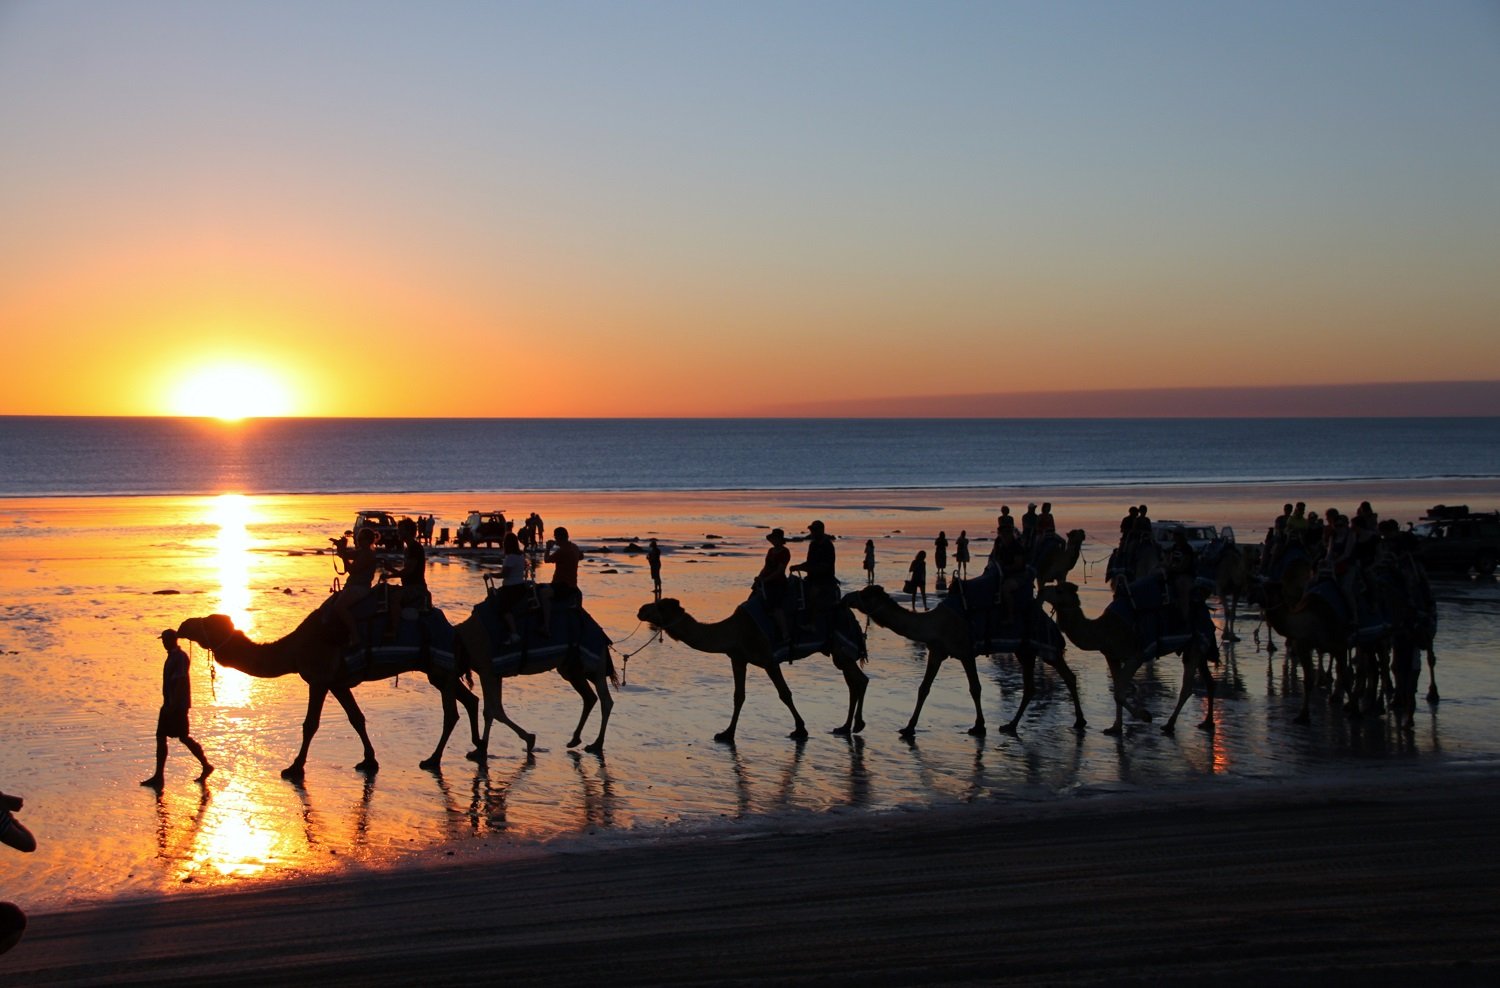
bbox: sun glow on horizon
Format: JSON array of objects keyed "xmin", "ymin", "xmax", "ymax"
[{"xmin": 169, "ymin": 363, "xmax": 297, "ymax": 420}]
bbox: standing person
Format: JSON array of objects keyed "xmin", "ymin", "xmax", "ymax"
[
  {"xmin": 646, "ymin": 538, "xmax": 663, "ymax": 599},
  {"xmin": 863, "ymin": 539, "xmax": 876, "ymax": 586},
  {"xmin": 790, "ymin": 519, "xmax": 838, "ymax": 613},
  {"xmin": 541, "ymin": 526, "xmax": 582, "ymax": 634},
  {"xmin": 140, "ymin": 630, "xmax": 214, "ymax": 789},
  {"xmin": 934, "ymin": 531, "xmax": 949, "ymax": 579},
  {"xmin": 955, "ymin": 530, "xmax": 970, "ymax": 579},
  {"xmin": 0, "ymin": 787, "xmax": 35, "ymax": 956},
  {"xmin": 906, "ymin": 550, "xmax": 929, "ymax": 610}
]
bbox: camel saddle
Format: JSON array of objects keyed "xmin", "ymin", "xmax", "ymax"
[
  {"xmin": 464, "ymin": 591, "xmax": 612, "ymax": 677},
  {"xmin": 742, "ymin": 577, "xmax": 865, "ymax": 662},
  {"xmin": 1297, "ymin": 577, "xmax": 1390, "ymax": 646},
  {"xmin": 940, "ymin": 568, "xmax": 1035, "ymax": 655},
  {"xmin": 1105, "ymin": 573, "xmax": 1219, "ymax": 664}
]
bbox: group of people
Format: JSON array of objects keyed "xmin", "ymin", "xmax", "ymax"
[
  {"xmin": 754, "ymin": 520, "xmax": 838, "ymax": 639},
  {"xmin": 1262, "ymin": 500, "xmax": 1422, "ymax": 622}
]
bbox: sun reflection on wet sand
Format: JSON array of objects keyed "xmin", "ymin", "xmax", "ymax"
[{"xmin": 210, "ymin": 493, "xmax": 256, "ymax": 706}]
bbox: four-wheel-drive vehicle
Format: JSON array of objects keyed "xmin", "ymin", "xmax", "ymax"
[
  {"xmin": 352, "ymin": 510, "xmax": 403, "ymax": 551},
  {"xmin": 456, "ymin": 510, "xmax": 508, "ymax": 548},
  {"xmin": 1151, "ymin": 520, "xmax": 1225, "ymax": 553},
  {"xmin": 1412, "ymin": 505, "xmax": 1500, "ymax": 577}
]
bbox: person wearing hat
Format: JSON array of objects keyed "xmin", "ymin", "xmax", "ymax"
[
  {"xmin": 1020, "ymin": 503, "xmax": 1039, "ymax": 554},
  {"xmin": 140, "ymin": 629, "xmax": 214, "ymax": 789},
  {"xmin": 756, "ymin": 528, "xmax": 792, "ymax": 640},
  {"xmin": 790, "ymin": 519, "xmax": 838, "ymax": 613}
]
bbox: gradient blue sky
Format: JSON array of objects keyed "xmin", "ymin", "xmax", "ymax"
[{"xmin": 1, "ymin": 1, "xmax": 1497, "ymax": 416}]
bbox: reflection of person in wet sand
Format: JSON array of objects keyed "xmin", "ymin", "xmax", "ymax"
[
  {"xmin": 140, "ymin": 629, "xmax": 214, "ymax": 789},
  {"xmin": 1, "ymin": 787, "xmax": 36, "ymax": 955}
]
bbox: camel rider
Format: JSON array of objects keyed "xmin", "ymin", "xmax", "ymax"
[
  {"xmin": 1164, "ymin": 528, "xmax": 1197, "ymax": 624},
  {"xmin": 998, "ymin": 505, "xmax": 1016, "ymax": 539},
  {"xmin": 1326, "ymin": 513, "xmax": 1360, "ymax": 624},
  {"xmin": 1119, "ymin": 506, "xmax": 1138, "ymax": 549},
  {"xmin": 789, "ymin": 519, "xmax": 838, "ymax": 615},
  {"xmin": 384, "ymin": 517, "xmax": 427, "ymax": 640},
  {"xmin": 541, "ymin": 526, "xmax": 583, "ymax": 634},
  {"xmin": 988, "ymin": 524, "xmax": 1028, "ymax": 619},
  {"xmin": 1020, "ymin": 503, "xmax": 1039, "ymax": 554},
  {"xmin": 755, "ymin": 528, "xmax": 792, "ymax": 641},
  {"xmin": 335, "ymin": 528, "xmax": 380, "ymax": 647}
]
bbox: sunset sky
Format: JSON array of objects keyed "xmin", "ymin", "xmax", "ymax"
[{"xmin": 2, "ymin": 1, "xmax": 1497, "ymax": 418}]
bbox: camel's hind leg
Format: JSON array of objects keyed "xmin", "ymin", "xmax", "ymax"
[
  {"xmin": 830, "ymin": 651, "xmax": 868, "ymax": 737},
  {"xmin": 481, "ymin": 674, "xmax": 537, "ymax": 756},
  {"xmin": 1160, "ymin": 652, "xmax": 1204, "ymax": 735},
  {"xmin": 999, "ymin": 654, "xmax": 1036, "ymax": 735},
  {"xmin": 420, "ymin": 673, "xmax": 472, "ymax": 770},
  {"xmin": 1048, "ymin": 654, "xmax": 1087, "ymax": 729},
  {"xmin": 581, "ymin": 671, "xmax": 613, "ymax": 754}
]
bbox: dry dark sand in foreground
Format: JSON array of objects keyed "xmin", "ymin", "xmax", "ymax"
[{"xmin": 7, "ymin": 772, "xmax": 1499, "ymax": 986}]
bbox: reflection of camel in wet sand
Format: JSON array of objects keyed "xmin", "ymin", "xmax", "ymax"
[
  {"xmin": 176, "ymin": 612, "xmax": 481, "ymax": 780},
  {"xmin": 1037, "ymin": 582, "xmax": 1214, "ymax": 736},
  {"xmin": 637, "ymin": 598, "xmax": 867, "ymax": 741},
  {"xmin": 1035, "ymin": 530, "xmax": 1086, "ymax": 587},
  {"xmin": 424, "ymin": 603, "xmax": 617, "ymax": 765},
  {"xmin": 842, "ymin": 584, "xmax": 1085, "ymax": 737}
]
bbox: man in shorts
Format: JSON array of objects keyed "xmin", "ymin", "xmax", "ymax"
[{"xmin": 140, "ymin": 630, "xmax": 214, "ymax": 789}]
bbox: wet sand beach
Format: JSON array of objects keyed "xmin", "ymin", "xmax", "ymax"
[
  {"xmin": 8, "ymin": 770, "xmax": 1499, "ymax": 985},
  {"xmin": 3, "ymin": 480, "xmax": 1500, "ymax": 981}
]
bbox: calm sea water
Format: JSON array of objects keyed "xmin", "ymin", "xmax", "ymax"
[{"xmin": 2, "ymin": 416, "xmax": 1498, "ymax": 496}]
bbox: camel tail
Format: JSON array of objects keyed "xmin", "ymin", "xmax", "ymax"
[{"xmin": 606, "ymin": 647, "xmax": 621, "ymax": 688}]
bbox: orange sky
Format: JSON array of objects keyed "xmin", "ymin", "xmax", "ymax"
[{"xmin": 2, "ymin": 5, "xmax": 1498, "ymax": 418}]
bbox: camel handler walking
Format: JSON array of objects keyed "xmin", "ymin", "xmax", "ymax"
[{"xmin": 140, "ymin": 630, "xmax": 214, "ymax": 789}]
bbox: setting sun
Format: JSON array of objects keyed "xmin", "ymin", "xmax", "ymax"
[{"xmin": 170, "ymin": 363, "xmax": 296, "ymax": 420}]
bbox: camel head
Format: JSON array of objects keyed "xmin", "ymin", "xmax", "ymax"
[
  {"xmin": 842, "ymin": 584, "xmax": 891, "ymax": 613},
  {"xmin": 176, "ymin": 613, "xmax": 241, "ymax": 653},
  {"xmin": 1037, "ymin": 581, "xmax": 1081, "ymax": 609},
  {"xmin": 637, "ymin": 597, "xmax": 685, "ymax": 630},
  {"xmin": 1067, "ymin": 529, "xmax": 1086, "ymax": 547}
]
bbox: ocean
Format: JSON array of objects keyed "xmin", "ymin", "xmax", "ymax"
[{"xmin": 2, "ymin": 416, "xmax": 1498, "ymax": 497}]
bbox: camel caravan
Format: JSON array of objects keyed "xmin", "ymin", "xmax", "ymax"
[{"xmin": 171, "ymin": 500, "xmax": 1450, "ymax": 780}]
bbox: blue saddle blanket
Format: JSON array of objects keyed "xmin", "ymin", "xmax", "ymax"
[
  {"xmin": 741, "ymin": 582, "xmax": 865, "ymax": 662},
  {"xmin": 1301, "ymin": 578, "xmax": 1390, "ymax": 644},
  {"xmin": 466, "ymin": 592, "xmax": 612, "ymax": 677},
  {"xmin": 938, "ymin": 569, "xmax": 1036, "ymax": 654},
  {"xmin": 1105, "ymin": 576, "xmax": 1218, "ymax": 663}
]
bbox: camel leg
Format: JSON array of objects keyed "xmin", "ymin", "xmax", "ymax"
[
  {"xmin": 899, "ymin": 647, "xmax": 950, "ymax": 738},
  {"xmin": 830, "ymin": 652, "xmax": 868, "ymax": 737},
  {"xmin": 475, "ymin": 674, "xmax": 536, "ymax": 756},
  {"xmin": 1222, "ymin": 594, "xmax": 1239, "ymax": 642},
  {"xmin": 1103, "ymin": 658, "xmax": 1127, "ymax": 736},
  {"xmin": 1426, "ymin": 645, "xmax": 1440, "ymax": 703},
  {"xmin": 1294, "ymin": 645, "xmax": 1314, "ymax": 725},
  {"xmin": 716, "ymin": 658, "xmax": 749, "ymax": 743},
  {"xmin": 1049, "ymin": 655, "xmax": 1087, "ymax": 729},
  {"xmin": 582, "ymin": 671, "xmax": 613, "ymax": 754},
  {"xmin": 1161, "ymin": 656, "xmax": 1196, "ymax": 735},
  {"xmin": 565, "ymin": 674, "xmax": 598, "ymax": 750},
  {"xmin": 960, "ymin": 655, "xmax": 986, "ymax": 737},
  {"xmin": 763, "ymin": 661, "xmax": 808, "ymax": 741},
  {"xmin": 1000, "ymin": 654, "xmax": 1035, "ymax": 735},
  {"xmin": 327, "ymin": 683, "xmax": 381, "ymax": 779},
  {"xmin": 1196, "ymin": 653, "xmax": 1216, "ymax": 730},
  {"xmin": 420, "ymin": 674, "xmax": 464, "ymax": 769}
]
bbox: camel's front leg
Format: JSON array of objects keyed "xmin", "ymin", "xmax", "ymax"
[
  {"xmin": 764, "ymin": 660, "xmax": 808, "ymax": 740},
  {"xmin": 716, "ymin": 657, "xmax": 749, "ymax": 743},
  {"xmin": 1000, "ymin": 654, "xmax": 1036, "ymax": 735},
  {"xmin": 475, "ymin": 674, "xmax": 536, "ymax": 758},
  {"xmin": 830, "ymin": 652, "xmax": 868, "ymax": 737},
  {"xmin": 1049, "ymin": 655, "xmax": 1087, "ymax": 729},
  {"xmin": 583, "ymin": 672, "xmax": 613, "ymax": 754},
  {"xmin": 565, "ymin": 675, "xmax": 598, "ymax": 750},
  {"xmin": 898, "ymin": 647, "xmax": 948, "ymax": 738},
  {"xmin": 334, "ymin": 686, "xmax": 381, "ymax": 773},
  {"xmin": 1102, "ymin": 657, "xmax": 1130, "ymax": 736}
]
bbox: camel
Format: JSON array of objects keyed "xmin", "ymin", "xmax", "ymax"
[
  {"xmin": 1199, "ymin": 542, "xmax": 1250, "ymax": 642},
  {"xmin": 1034, "ymin": 530, "xmax": 1086, "ymax": 587},
  {"xmin": 637, "ymin": 596, "xmax": 867, "ymax": 741},
  {"xmin": 1106, "ymin": 538, "xmax": 1160, "ymax": 584},
  {"xmin": 843, "ymin": 583, "xmax": 1085, "ymax": 737},
  {"xmin": 176, "ymin": 610, "xmax": 481, "ymax": 780},
  {"xmin": 1036, "ymin": 581, "xmax": 1215, "ymax": 736},
  {"xmin": 1245, "ymin": 578, "xmax": 1342, "ymax": 725},
  {"xmin": 423, "ymin": 591, "xmax": 617, "ymax": 764}
]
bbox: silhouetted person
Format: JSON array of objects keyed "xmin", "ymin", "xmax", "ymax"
[
  {"xmin": 757, "ymin": 528, "xmax": 792, "ymax": 640},
  {"xmin": 140, "ymin": 630, "xmax": 213, "ymax": 789},
  {"xmin": 934, "ymin": 531, "xmax": 948, "ymax": 578},
  {"xmin": 863, "ymin": 539, "xmax": 876, "ymax": 586},
  {"xmin": 335, "ymin": 527, "xmax": 380, "ymax": 646},
  {"xmin": 1165, "ymin": 529, "xmax": 1197, "ymax": 623},
  {"xmin": 955, "ymin": 530, "xmax": 970, "ymax": 579},
  {"xmin": 647, "ymin": 538, "xmax": 662, "ymax": 599},
  {"xmin": 1, "ymin": 788, "xmax": 34, "ymax": 956},
  {"xmin": 998, "ymin": 505, "xmax": 1015, "ymax": 537},
  {"xmin": 384, "ymin": 517, "xmax": 427, "ymax": 640},
  {"xmin": 790, "ymin": 519, "xmax": 838, "ymax": 614},
  {"xmin": 542, "ymin": 526, "xmax": 582, "ymax": 634},
  {"xmin": 496, "ymin": 532, "xmax": 528, "ymax": 643},
  {"xmin": 1020, "ymin": 503, "xmax": 1039, "ymax": 552},
  {"xmin": 907, "ymin": 549, "xmax": 928, "ymax": 610},
  {"xmin": 1120, "ymin": 506, "xmax": 1138, "ymax": 547}
]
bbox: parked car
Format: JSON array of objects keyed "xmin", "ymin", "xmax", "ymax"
[
  {"xmin": 1412, "ymin": 505, "xmax": 1500, "ymax": 576},
  {"xmin": 456, "ymin": 510, "xmax": 508, "ymax": 548},
  {"xmin": 351, "ymin": 510, "xmax": 403, "ymax": 551},
  {"xmin": 1150, "ymin": 520, "xmax": 1224, "ymax": 553}
]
